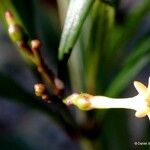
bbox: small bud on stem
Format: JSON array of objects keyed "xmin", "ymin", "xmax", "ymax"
[
  {"xmin": 5, "ymin": 11, "xmax": 15, "ymax": 25},
  {"xmin": 31, "ymin": 39, "xmax": 41, "ymax": 51},
  {"xmin": 34, "ymin": 83, "xmax": 51, "ymax": 103},
  {"xmin": 34, "ymin": 83, "xmax": 46, "ymax": 97},
  {"xmin": 5, "ymin": 11, "xmax": 65, "ymax": 98}
]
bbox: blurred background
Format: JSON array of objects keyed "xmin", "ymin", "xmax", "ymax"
[{"xmin": 0, "ymin": 0, "xmax": 150, "ymax": 150}]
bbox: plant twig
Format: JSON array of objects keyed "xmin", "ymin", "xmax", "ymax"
[{"xmin": 5, "ymin": 11, "xmax": 64, "ymax": 97}]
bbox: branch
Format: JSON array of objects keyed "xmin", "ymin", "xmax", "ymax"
[
  {"xmin": 4, "ymin": 11, "xmax": 79, "ymax": 137},
  {"xmin": 5, "ymin": 11, "xmax": 64, "ymax": 96}
]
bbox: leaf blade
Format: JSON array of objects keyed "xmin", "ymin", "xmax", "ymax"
[{"xmin": 58, "ymin": 0, "xmax": 95, "ymax": 60}]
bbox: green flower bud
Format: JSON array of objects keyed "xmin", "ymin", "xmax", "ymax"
[
  {"xmin": 64, "ymin": 93, "xmax": 92, "ymax": 110},
  {"xmin": 73, "ymin": 96, "xmax": 92, "ymax": 110},
  {"xmin": 8, "ymin": 24, "xmax": 25, "ymax": 42},
  {"xmin": 5, "ymin": 11, "xmax": 16, "ymax": 25}
]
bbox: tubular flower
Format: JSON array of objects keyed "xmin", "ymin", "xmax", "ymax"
[{"xmin": 64, "ymin": 77, "xmax": 150, "ymax": 119}]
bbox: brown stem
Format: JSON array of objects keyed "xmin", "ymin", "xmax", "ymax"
[{"xmin": 31, "ymin": 39, "xmax": 64, "ymax": 96}]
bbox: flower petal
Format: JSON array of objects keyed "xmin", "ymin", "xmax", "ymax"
[
  {"xmin": 148, "ymin": 76, "xmax": 150, "ymax": 90},
  {"xmin": 134, "ymin": 81, "xmax": 147, "ymax": 96}
]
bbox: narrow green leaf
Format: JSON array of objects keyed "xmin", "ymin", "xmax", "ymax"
[
  {"xmin": 105, "ymin": 56, "xmax": 149, "ymax": 97},
  {"xmin": 105, "ymin": 35, "xmax": 150, "ymax": 97},
  {"xmin": 85, "ymin": 2, "xmax": 115, "ymax": 93},
  {"xmin": 123, "ymin": 37, "xmax": 150, "ymax": 66},
  {"xmin": 58, "ymin": 0, "xmax": 95, "ymax": 60}
]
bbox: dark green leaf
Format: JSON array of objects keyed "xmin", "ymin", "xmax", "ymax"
[
  {"xmin": 0, "ymin": 72, "xmax": 77, "ymax": 136},
  {"xmin": 100, "ymin": 110, "xmax": 130, "ymax": 150},
  {"xmin": 105, "ymin": 36, "xmax": 150, "ymax": 97},
  {"xmin": 105, "ymin": 56, "xmax": 149, "ymax": 97}
]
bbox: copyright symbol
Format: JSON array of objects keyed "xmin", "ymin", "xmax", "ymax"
[{"xmin": 134, "ymin": 142, "xmax": 137, "ymax": 145}]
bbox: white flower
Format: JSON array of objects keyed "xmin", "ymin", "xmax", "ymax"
[{"xmin": 64, "ymin": 76, "xmax": 150, "ymax": 119}]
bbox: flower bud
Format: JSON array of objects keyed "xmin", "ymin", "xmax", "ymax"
[
  {"xmin": 31, "ymin": 39, "xmax": 41, "ymax": 50},
  {"xmin": 5, "ymin": 11, "xmax": 15, "ymax": 25},
  {"xmin": 5, "ymin": 11, "xmax": 26, "ymax": 42},
  {"xmin": 74, "ymin": 96, "xmax": 92, "ymax": 110},
  {"xmin": 34, "ymin": 83, "xmax": 46, "ymax": 97},
  {"xmin": 64, "ymin": 93, "xmax": 92, "ymax": 110},
  {"xmin": 8, "ymin": 24, "xmax": 25, "ymax": 42}
]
